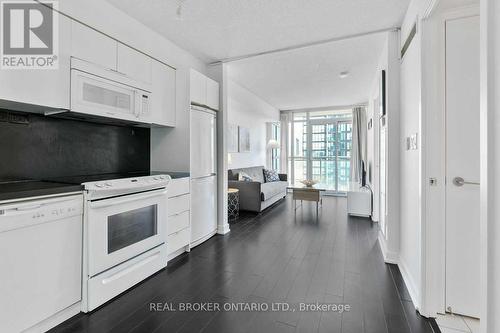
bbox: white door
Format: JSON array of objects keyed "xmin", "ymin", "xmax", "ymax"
[
  {"xmin": 190, "ymin": 108, "xmax": 217, "ymax": 178},
  {"xmin": 190, "ymin": 176, "xmax": 217, "ymax": 245},
  {"xmin": 445, "ymin": 15, "xmax": 480, "ymax": 318}
]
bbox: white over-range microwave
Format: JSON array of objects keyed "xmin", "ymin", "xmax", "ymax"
[{"xmin": 64, "ymin": 58, "xmax": 152, "ymax": 124}]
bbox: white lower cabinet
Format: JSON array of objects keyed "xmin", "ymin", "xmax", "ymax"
[
  {"xmin": 166, "ymin": 178, "xmax": 191, "ymax": 260},
  {"xmin": 167, "ymin": 228, "xmax": 190, "ymax": 255}
]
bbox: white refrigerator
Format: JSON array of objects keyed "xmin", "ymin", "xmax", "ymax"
[{"xmin": 190, "ymin": 106, "xmax": 218, "ymax": 247}]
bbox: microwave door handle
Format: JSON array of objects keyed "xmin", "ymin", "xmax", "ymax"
[{"xmin": 134, "ymin": 91, "xmax": 140, "ymax": 118}]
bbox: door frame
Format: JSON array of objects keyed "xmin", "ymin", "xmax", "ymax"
[{"xmin": 420, "ymin": 4, "xmax": 480, "ymax": 318}]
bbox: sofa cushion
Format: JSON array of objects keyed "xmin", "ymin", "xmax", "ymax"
[
  {"xmin": 261, "ymin": 181, "xmax": 288, "ymax": 201},
  {"xmin": 263, "ymin": 169, "xmax": 280, "ymax": 182},
  {"xmin": 229, "ymin": 166, "xmax": 265, "ymax": 183}
]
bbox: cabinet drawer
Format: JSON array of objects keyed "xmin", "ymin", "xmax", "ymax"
[
  {"xmin": 168, "ymin": 194, "xmax": 190, "ymax": 216},
  {"xmin": 167, "ymin": 227, "xmax": 190, "ymax": 255},
  {"xmin": 167, "ymin": 210, "xmax": 189, "ymax": 235},
  {"xmin": 168, "ymin": 178, "xmax": 190, "ymax": 197}
]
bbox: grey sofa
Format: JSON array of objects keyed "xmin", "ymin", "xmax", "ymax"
[{"xmin": 228, "ymin": 166, "xmax": 288, "ymax": 213}]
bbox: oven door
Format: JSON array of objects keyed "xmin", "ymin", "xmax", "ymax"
[{"xmin": 87, "ymin": 188, "xmax": 167, "ymax": 276}]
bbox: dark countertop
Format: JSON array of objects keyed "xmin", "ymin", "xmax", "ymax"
[
  {"xmin": 0, "ymin": 181, "xmax": 84, "ymax": 202},
  {"xmin": 0, "ymin": 170, "xmax": 188, "ymax": 202},
  {"xmin": 151, "ymin": 171, "xmax": 190, "ymax": 179}
]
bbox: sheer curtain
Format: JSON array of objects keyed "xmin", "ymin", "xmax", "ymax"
[
  {"xmin": 350, "ymin": 106, "xmax": 367, "ymax": 182},
  {"xmin": 279, "ymin": 112, "xmax": 290, "ymax": 175},
  {"xmin": 265, "ymin": 122, "xmax": 273, "ymax": 168}
]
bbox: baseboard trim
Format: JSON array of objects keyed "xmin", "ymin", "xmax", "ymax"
[
  {"xmin": 217, "ymin": 223, "xmax": 230, "ymax": 235},
  {"xmin": 167, "ymin": 246, "xmax": 188, "ymax": 262},
  {"xmin": 191, "ymin": 230, "xmax": 218, "ymax": 248},
  {"xmin": 378, "ymin": 231, "xmax": 399, "ymax": 264},
  {"xmin": 25, "ymin": 302, "xmax": 81, "ymax": 333},
  {"xmin": 398, "ymin": 258, "xmax": 421, "ymax": 311}
]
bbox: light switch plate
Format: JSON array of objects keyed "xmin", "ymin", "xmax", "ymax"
[{"xmin": 410, "ymin": 133, "xmax": 418, "ymax": 150}]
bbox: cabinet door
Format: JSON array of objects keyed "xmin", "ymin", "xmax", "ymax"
[
  {"xmin": 190, "ymin": 69, "xmax": 206, "ymax": 106},
  {"xmin": 151, "ymin": 61, "xmax": 176, "ymax": 126},
  {"xmin": 206, "ymin": 78, "xmax": 220, "ymax": 110},
  {"xmin": 117, "ymin": 44, "xmax": 152, "ymax": 83},
  {"xmin": 0, "ymin": 13, "xmax": 71, "ymax": 110},
  {"xmin": 71, "ymin": 21, "xmax": 117, "ymax": 70}
]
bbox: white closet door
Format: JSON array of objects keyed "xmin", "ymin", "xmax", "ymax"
[{"xmin": 445, "ymin": 15, "xmax": 480, "ymax": 318}]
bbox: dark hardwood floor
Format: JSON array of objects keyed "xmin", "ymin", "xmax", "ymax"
[{"xmin": 50, "ymin": 196, "xmax": 438, "ymax": 333}]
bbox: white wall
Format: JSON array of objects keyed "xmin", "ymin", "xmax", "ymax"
[
  {"xmin": 367, "ymin": 36, "xmax": 389, "ymax": 223},
  {"xmin": 480, "ymin": 0, "xmax": 500, "ymax": 331},
  {"xmin": 395, "ymin": 0, "xmax": 443, "ymax": 312},
  {"xmin": 372, "ymin": 31, "xmax": 401, "ymax": 270},
  {"xmin": 227, "ymin": 80, "xmax": 279, "ymax": 170},
  {"xmin": 56, "ymin": 0, "xmax": 208, "ymax": 172},
  {"xmin": 399, "ymin": 26, "xmax": 422, "ymax": 309}
]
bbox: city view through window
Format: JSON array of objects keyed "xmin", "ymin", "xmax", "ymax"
[{"xmin": 288, "ymin": 110, "xmax": 352, "ymax": 193}]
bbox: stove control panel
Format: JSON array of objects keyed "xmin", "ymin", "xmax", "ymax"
[{"xmin": 84, "ymin": 175, "xmax": 171, "ymax": 192}]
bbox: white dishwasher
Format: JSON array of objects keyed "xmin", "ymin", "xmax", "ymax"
[{"xmin": 0, "ymin": 194, "xmax": 83, "ymax": 333}]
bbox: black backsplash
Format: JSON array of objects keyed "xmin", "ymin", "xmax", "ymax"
[{"xmin": 0, "ymin": 110, "xmax": 150, "ymax": 180}]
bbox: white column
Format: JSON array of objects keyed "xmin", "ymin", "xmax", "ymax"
[
  {"xmin": 480, "ymin": 0, "xmax": 500, "ymax": 331},
  {"xmin": 208, "ymin": 63, "xmax": 230, "ymax": 235}
]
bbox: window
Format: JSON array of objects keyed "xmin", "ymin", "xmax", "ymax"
[{"xmin": 288, "ymin": 110, "xmax": 353, "ymax": 193}]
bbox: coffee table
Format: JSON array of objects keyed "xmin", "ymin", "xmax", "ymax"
[{"xmin": 287, "ymin": 183, "xmax": 328, "ymax": 217}]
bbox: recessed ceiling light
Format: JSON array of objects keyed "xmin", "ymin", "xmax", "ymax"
[{"xmin": 339, "ymin": 71, "xmax": 349, "ymax": 79}]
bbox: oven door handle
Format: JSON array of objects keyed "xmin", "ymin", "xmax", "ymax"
[{"xmin": 90, "ymin": 189, "xmax": 168, "ymax": 209}]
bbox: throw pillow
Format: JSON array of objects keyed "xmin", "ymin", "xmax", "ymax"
[
  {"xmin": 238, "ymin": 171, "xmax": 253, "ymax": 182},
  {"xmin": 263, "ymin": 169, "xmax": 280, "ymax": 182}
]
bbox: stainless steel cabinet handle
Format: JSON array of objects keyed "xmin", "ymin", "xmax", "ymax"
[{"xmin": 453, "ymin": 176, "xmax": 480, "ymax": 187}]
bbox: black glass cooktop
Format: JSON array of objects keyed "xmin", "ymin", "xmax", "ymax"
[
  {"xmin": 42, "ymin": 170, "xmax": 189, "ymax": 185},
  {"xmin": 44, "ymin": 171, "xmax": 152, "ymax": 185}
]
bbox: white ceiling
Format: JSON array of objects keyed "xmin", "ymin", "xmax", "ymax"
[
  {"xmin": 228, "ymin": 32, "xmax": 387, "ymax": 110},
  {"xmin": 106, "ymin": 0, "xmax": 409, "ymax": 62}
]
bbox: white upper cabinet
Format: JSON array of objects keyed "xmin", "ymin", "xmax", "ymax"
[
  {"xmin": 189, "ymin": 70, "xmax": 219, "ymax": 111},
  {"xmin": 0, "ymin": 13, "xmax": 71, "ymax": 110},
  {"xmin": 117, "ymin": 44, "xmax": 152, "ymax": 84},
  {"xmin": 206, "ymin": 78, "xmax": 220, "ymax": 110},
  {"xmin": 151, "ymin": 60, "xmax": 176, "ymax": 127},
  {"xmin": 71, "ymin": 21, "xmax": 117, "ymax": 70},
  {"xmin": 72, "ymin": 23, "xmax": 152, "ymax": 85},
  {"xmin": 190, "ymin": 69, "xmax": 207, "ymax": 107}
]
